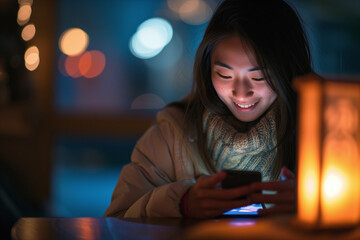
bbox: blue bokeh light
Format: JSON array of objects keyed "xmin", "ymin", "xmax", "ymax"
[{"xmin": 130, "ymin": 17, "xmax": 173, "ymax": 59}]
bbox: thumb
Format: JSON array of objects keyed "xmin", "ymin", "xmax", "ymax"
[{"xmin": 197, "ymin": 171, "xmax": 227, "ymax": 188}]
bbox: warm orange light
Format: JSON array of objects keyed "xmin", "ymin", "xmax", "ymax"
[
  {"xmin": 18, "ymin": 0, "xmax": 33, "ymax": 6},
  {"xmin": 78, "ymin": 52, "xmax": 92, "ymax": 76},
  {"xmin": 65, "ymin": 55, "xmax": 82, "ymax": 78},
  {"xmin": 79, "ymin": 50, "xmax": 106, "ymax": 78},
  {"xmin": 167, "ymin": 0, "xmax": 186, "ymax": 13},
  {"xmin": 21, "ymin": 23, "xmax": 36, "ymax": 41},
  {"xmin": 24, "ymin": 46, "xmax": 39, "ymax": 71},
  {"xmin": 295, "ymin": 77, "xmax": 321, "ymax": 224},
  {"xmin": 17, "ymin": 4, "xmax": 32, "ymax": 26},
  {"xmin": 179, "ymin": 0, "xmax": 199, "ymax": 15},
  {"xmin": 178, "ymin": 0, "xmax": 212, "ymax": 25},
  {"xmin": 62, "ymin": 50, "xmax": 105, "ymax": 79},
  {"xmin": 322, "ymin": 170, "xmax": 345, "ymax": 200},
  {"xmin": 59, "ymin": 28, "xmax": 89, "ymax": 56},
  {"xmin": 295, "ymin": 75, "xmax": 360, "ymax": 228},
  {"xmin": 321, "ymin": 82, "xmax": 360, "ymax": 226},
  {"xmin": 67, "ymin": 218, "xmax": 100, "ymax": 240}
]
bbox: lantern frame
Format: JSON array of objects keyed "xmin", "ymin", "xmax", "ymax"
[{"xmin": 294, "ymin": 74, "xmax": 360, "ymax": 229}]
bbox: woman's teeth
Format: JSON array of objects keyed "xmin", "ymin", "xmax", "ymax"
[{"xmin": 236, "ymin": 103, "xmax": 255, "ymax": 108}]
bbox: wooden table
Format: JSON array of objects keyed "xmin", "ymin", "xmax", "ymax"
[
  {"xmin": 11, "ymin": 217, "xmax": 185, "ymax": 240},
  {"xmin": 11, "ymin": 216, "xmax": 360, "ymax": 240}
]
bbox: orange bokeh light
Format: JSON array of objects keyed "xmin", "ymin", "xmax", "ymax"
[
  {"xmin": 62, "ymin": 50, "xmax": 106, "ymax": 79},
  {"xmin": 24, "ymin": 46, "xmax": 39, "ymax": 71},
  {"xmin": 59, "ymin": 28, "xmax": 89, "ymax": 56},
  {"xmin": 65, "ymin": 55, "xmax": 82, "ymax": 78},
  {"xmin": 21, "ymin": 23, "xmax": 36, "ymax": 41},
  {"xmin": 17, "ymin": 4, "xmax": 32, "ymax": 26},
  {"xmin": 79, "ymin": 50, "xmax": 106, "ymax": 78},
  {"xmin": 78, "ymin": 52, "xmax": 92, "ymax": 76}
]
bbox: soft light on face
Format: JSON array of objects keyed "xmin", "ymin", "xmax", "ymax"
[{"xmin": 211, "ymin": 36, "xmax": 277, "ymax": 122}]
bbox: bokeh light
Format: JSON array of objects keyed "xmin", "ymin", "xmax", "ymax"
[
  {"xmin": 24, "ymin": 46, "xmax": 40, "ymax": 71},
  {"xmin": 178, "ymin": 0, "xmax": 212, "ymax": 25},
  {"xmin": 130, "ymin": 18, "xmax": 173, "ymax": 59},
  {"xmin": 138, "ymin": 18, "xmax": 173, "ymax": 49},
  {"xmin": 167, "ymin": 0, "xmax": 186, "ymax": 13},
  {"xmin": 78, "ymin": 53, "xmax": 92, "ymax": 78},
  {"xmin": 130, "ymin": 35, "xmax": 163, "ymax": 60},
  {"xmin": 18, "ymin": 0, "xmax": 33, "ymax": 6},
  {"xmin": 17, "ymin": 4, "xmax": 32, "ymax": 26},
  {"xmin": 21, "ymin": 23, "xmax": 36, "ymax": 41},
  {"xmin": 79, "ymin": 50, "xmax": 106, "ymax": 78},
  {"xmin": 179, "ymin": 0, "xmax": 199, "ymax": 16},
  {"xmin": 131, "ymin": 93, "xmax": 166, "ymax": 109},
  {"xmin": 323, "ymin": 169, "xmax": 346, "ymax": 200},
  {"xmin": 59, "ymin": 28, "xmax": 89, "ymax": 56},
  {"xmin": 61, "ymin": 50, "xmax": 106, "ymax": 79},
  {"xmin": 65, "ymin": 55, "xmax": 82, "ymax": 78}
]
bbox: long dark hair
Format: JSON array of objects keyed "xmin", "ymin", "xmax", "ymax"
[{"xmin": 174, "ymin": 0, "xmax": 313, "ymax": 173}]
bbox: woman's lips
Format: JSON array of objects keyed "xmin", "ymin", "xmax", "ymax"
[{"xmin": 234, "ymin": 101, "xmax": 258, "ymax": 112}]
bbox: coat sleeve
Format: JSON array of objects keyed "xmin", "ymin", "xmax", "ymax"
[{"xmin": 103, "ymin": 123, "xmax": 195, "ymax": 218}]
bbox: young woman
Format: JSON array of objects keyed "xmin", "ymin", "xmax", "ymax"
[{"xmin": 104, "ymin": 0, "xmax": 313, "ymax": 218}]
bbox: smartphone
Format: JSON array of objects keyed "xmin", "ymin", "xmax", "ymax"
[
  {"xmin": 221, "ymin": 203, "xmax": 265, "ymax": 217},
  {"xmin": 221, "ymin": 170, "xmax": 261, "ymax": 189},
  {"xmin": 220, "ymin": 170, "xmax": 263, "ymax": 218}
]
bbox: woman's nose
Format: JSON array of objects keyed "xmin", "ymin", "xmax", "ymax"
[{"xmin": 232, "ymin": 78, "xmax": 254, "ymax": 98}]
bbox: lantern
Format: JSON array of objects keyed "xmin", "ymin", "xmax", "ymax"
[{"xmin": 294, "ymin": 74, "xmax": 360, "ymax": 228}]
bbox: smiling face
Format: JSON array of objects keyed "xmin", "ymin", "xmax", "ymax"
[{"xmin": 211, "ymin": 36, "xmax": 277, "ymax": 122}]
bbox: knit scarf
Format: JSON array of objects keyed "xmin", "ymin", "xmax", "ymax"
[{"xmin": 203, "ymin": 109, "xmax": 279, "ymax": 181}]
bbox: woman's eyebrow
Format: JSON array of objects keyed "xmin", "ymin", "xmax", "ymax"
[
  {"xmin": 249, "ymin": 67, "xmax": 262, "ymax": 71},
  {"xmin": 214, "ymin": 62, "xmax": 262, "ymax": 72},
  {"xmin": 214, "ymin": 61, "xmax": 233, "ymax": 70}
]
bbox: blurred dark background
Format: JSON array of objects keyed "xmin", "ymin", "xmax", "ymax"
[{"xmin": 0, "ymin": 0, "xmax": 359, "ymax": 238}]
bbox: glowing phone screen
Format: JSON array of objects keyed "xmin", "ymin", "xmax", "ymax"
[{"xmin": 222, "ymin": 203, "xmax": 263, "ymax": 216}]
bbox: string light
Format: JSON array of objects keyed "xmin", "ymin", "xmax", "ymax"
[
  {"xmin": 59, "ymin": 28, "xmax": 89, "ymax": 56},
  {"xmin": 21, "ymin": 23, "xmax": 36, "ymax": 41},
  {"xmin": 24, "ymin": 46, "xmax": 40, "ymax": 71},
  {"xmin": 17, "ymin": 4, "xmax": 32, "ymax": 26},
  {"xmin": 18, "ymin": 0, "xmax": 33, "ymax": 6},
  {"xmin": 18, "ymin": 0, "xmax": 39, "ymax": 71}
]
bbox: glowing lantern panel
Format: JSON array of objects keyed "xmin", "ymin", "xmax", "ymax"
[{"xmin": 295, "ymin": 74, "xmax": 360, "ymax": 228}]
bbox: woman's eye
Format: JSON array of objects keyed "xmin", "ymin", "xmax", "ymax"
[
  {"xmin": 252, "ymin": 77, "xmax": 265, "ymax": 81},
  {"xmin": 248, "ymin": 70, "xmax": 266, "ymax": 81},
  {"xmin": 217, "ymin": 72, "xmax": 231, "ymax": 79}
]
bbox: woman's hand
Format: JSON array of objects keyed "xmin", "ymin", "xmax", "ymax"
[
  {"xmin": 249, "ymin": 167, "xmax": 296, "ymax": 215},
  {"xmin": 186, "ymin": 171, "xmax": 252, "ymax": 218}
]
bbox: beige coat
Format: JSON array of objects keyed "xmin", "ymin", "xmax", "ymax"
[{"xmin": 104, "ymin": 107, "xmax": 215, "ymax": 218}]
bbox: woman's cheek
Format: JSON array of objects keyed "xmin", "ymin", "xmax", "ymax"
[{"xmin": 213, "ymin": 79, "xmax": 228, "ymax": 93}]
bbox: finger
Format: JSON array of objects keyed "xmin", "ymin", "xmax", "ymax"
[
  {"xmin": 250, "ymin": 180, "xmax": 295, "ymax": 192},
  {"xmin": 258, "ymin": 204, "xmax": 295, "ymax": 216},
  {"xmin": 197, "ymin": 171, "xmax": 227, "ymax": 188},
  {"xmin": 199, "ymin": 199, "xmax": 253, "ymax": 211},
  {"xmin": 280, "ymin": 167, "xmax": 295, "ymax": 180},
  {"xmin": 189, "ymin": 200, "xmax": 253, "ymax": 219},
  {"xmin": 249, "ymin": 191, "xmax": 295, "ymax": 204}
]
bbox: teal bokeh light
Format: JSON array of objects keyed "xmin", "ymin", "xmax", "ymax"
[{"xmin": 130, "ymin": 17, "xmax": 173, "ymax": 59}]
